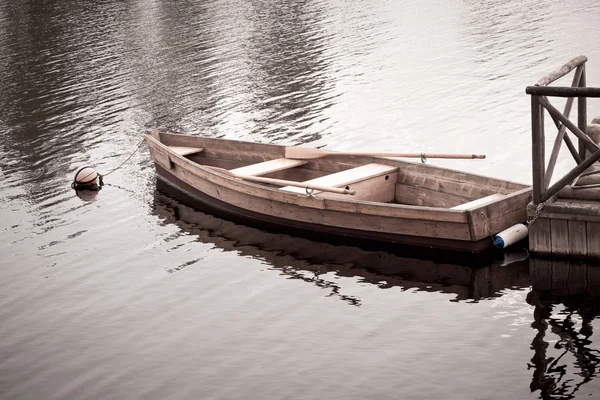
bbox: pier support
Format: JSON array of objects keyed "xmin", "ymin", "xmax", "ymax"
[{"xmin": 527, "ymin": 56, "xmax": 600, "ymax": 259}]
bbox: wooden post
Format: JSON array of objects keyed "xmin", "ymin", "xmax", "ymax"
[
  {"xmin": 578, "ymin": 64, "xmax": 588, "ymax": 158},
  {"xmin": 531, "ymin": 95, "xmax": 545, "ymax": 204}
]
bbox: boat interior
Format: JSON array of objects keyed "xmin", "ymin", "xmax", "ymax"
[{"xmin": 155, "ymin": 133, "xmax": 528, "ymax": 209}]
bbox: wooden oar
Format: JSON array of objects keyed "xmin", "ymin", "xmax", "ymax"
[
  {"xmin": 284, "ymin": 147, "xmax": 486, "ymax": 160},
  {"xmin": 207, "ymin": 166, "xmax": 356, "ymax": 195}
]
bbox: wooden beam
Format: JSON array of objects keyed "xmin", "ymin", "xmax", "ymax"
[
  {"xmin": 526, "ymin": 86, "xmax": 600, "ymax": 97},
  {"xmin": 535, "ymin": 55, "xmax": 587, "ymax": 86},
  {"xmin": 531, "ymin": 96, "xmax": 545, "ymax": 204},
  {"xmin": 578, "ymin": 64, "xmax": 588, "ymax": 158},
  {"xmin": 538, "ymin": 96, "xmax": 599, "ymax": 153}
]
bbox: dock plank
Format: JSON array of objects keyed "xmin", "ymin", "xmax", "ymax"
[
  {"xmin": 568, "ymin": 220, "xmax": 588, "ymax": 257},
  {"xmin": 529, "ymin": 217, "xmax": 552, "ymax": 255},
  {"xmin": 550, "ymin": 219, "xmax": 570, "ymax": 256},
  {"xmin": 586, "ymin": 221, "xmax": 600, "ymax": 258}
]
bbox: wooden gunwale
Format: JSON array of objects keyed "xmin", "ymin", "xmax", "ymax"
[
  {"xmin": 147, "ymin": 134, "xmax": 468, "ymax": 223},
  {"xmin": 145, "ymin": 132, "xmax": 530, "ymax": 250}
]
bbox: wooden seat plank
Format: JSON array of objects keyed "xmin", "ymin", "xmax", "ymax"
[
  {"xmin": 169, "ymin": 146, "xmax": 204, "ymax": 156},
  {"xmin": 231, "ymin": 158, "xmax": 307, "ymax": 176},
  {"xmin": 281, "ymin": 163, "xmax": 398, "ymax": 194},
  {"xmin": 451, "ymin": 193, "xmax": 505, "ymax": 210}
]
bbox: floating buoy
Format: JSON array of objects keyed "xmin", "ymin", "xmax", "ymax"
[
  {"xmin": 493, "ymin": 223, "xmax": 528, "ymax": 249},
  {"xmin": 72, "ymin": 166, "xmax": 103, "ymax": 191}
]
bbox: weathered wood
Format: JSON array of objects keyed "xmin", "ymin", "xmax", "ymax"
[
  {"xmin": 544, "ymin": 65, "xmax": 583, "ymax": 187},
  {"xmin": 575, "ymin": 170, "xmax": 600, "ymax": 186},
  {"xmin": 281, "ymin": 164, "xmax": 398, "ymax": 193},
  {"xmin": 320, "ymin": 172, "xmax": 398, "ymax": 202},
  {"xmin": 568, "ymin": 219, "xmax": 588, "ymax": 257},
  {"xmin": 168, "ymin": 146, "xmax": 205, "ymax": 156},
  {"xmin": 544, "ymin": 146, "xmax": 600, "ymax": 201},
  {"xmin": 469, "ymin": 205, "xmax": 527, "ymax": 241},
  {"xmin": 144, "ymin": 132, "xmax": 529, "ymax": 251},
  {"xmin": 394, "ymin": 183, "xmax": 468, "ymax": 208},
  {"xmin": 397, "ymin": 172, "xmax": 508, "ymax": 199},
  {"xmin": 538, "ymin": 96, "xmax": 599, "ymax": 154},
  {"xmin": 535, "ymin": 55, "xmax": 587, "ymax": 86},
  {"xmin": 396, "ymin": 163, "xmax": 526, "ymax": 193},
  {"xmin": 557, "ymin": 185, "xmax": 600, "ymax": 200},
  {"xmin": 194, "ymin": 169, "xmax": 473, "ymax": 240},
  {"xmin": 161, "ymin": 133, "xmax": 284, "ymax": 162},
  {"xmin": 587, "ymin": 222, "xmax": 600, "ymax": 258},
  {"xmin": 526, "ymin": 86, "xmax": 600, "ymax": 97},
  {"xmin": 326, "ymin": 199, "xmax": 467, "ymax": 223},
  {"xmin": 451, "ymin": 194, "xmax": 505, "ymax": 210},
  {"xmin": 536, "ymin": 211, "xmax": 600, "ymax": 223},
  {"xmin": 230, "ymin": 158, "xmax": 307, "ymax": 176},
  {"xmin": 574, "ymin": 183, "xmax": 600, "ymax": 190},
  {"xmin": 531, "ymin": 95, "xmax": 544, "ymax": 204},
  {"xmin": 546, "ymin": 111, "xmax": 582, "ymax": 165},
  {"xmin": 529, "ymin": 217, "xmax": 552, "ymax": 254},
  {"xmin": 544, "ymin": 198, "xmax": 600, "ymax": 218},
  {"xmin": 550, "ymin": 219, "xmax": 570, "ymax": 255},
  {"xmin": 578, "ymin": 64, "xmax": 588, "ymax": 158},
  {"xmin": 467, "ymin": 188, "xmax": 532, "ymax": 240},
  {"xmin": 208, "ymin": 167, "xmax": 355, "ymax": 195}
]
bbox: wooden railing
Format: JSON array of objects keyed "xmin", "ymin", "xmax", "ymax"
[{"xmin": 526, "ymin": 55, "xmax": 600, "ymax": 204}]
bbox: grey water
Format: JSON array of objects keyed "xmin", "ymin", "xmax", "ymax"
[{"xmin": 2, "ymin": 0, "xmax": 600, "ymax": 399}]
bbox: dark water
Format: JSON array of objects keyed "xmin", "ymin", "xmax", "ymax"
[{"xmin": 2, "ymin": 1, "xmax": 600, "ymax": 399}]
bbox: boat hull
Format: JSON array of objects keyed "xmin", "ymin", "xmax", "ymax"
[
  {"xmin": 155, "ymin": 164, "xmax": 493, "ymax": 252},
  {"xmin": 145, "ymin": 131, "xmax": 531, "ymax": 254}
]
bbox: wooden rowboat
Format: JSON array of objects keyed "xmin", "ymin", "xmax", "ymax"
[{"xmin": 144, "ymin": 129, "xmax": 532, "ymax": 253}]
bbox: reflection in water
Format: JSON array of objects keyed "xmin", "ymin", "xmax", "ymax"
[
  {"xmin": 245, "ymin": 0, "xmax": 334, "ymax": 143},
  {"xmin": 528, "ymin": 259, "xmax": 600, "ymax": 399},
  {"xmin": 151, "ymin": 190, "xmax": 530, "ymax": 305}
]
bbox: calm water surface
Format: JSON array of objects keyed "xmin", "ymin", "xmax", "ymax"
[{"xmin": 2, "ymin": 1, "xmax": 600, "ymax": 399}]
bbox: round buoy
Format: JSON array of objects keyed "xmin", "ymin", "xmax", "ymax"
[{"xmin": 72, "ymin": 166, "xmax": 102, "ymax": 191}]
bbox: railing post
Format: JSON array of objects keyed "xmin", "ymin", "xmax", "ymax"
[
  {"xmin": 578, "ymin": 63, "xmax": 587, "ymax": 158},
  {"xmin": 532, "ymin": 95, "xmax": 545, "ymax": 204}
]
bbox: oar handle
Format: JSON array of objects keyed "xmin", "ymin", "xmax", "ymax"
[{"xmin": 337, "ymin": 152, "xmax": 486, "ymax": 159}]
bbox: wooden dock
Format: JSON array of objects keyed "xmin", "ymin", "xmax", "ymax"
[{"xmin": 527, "ymin": 56, "xmax": 600, "ymax": 259}]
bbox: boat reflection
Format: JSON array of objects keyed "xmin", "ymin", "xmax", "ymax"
[
  {"xmin": 527, "ymin": 257, "xmax": 600, "ymax": 399},
  {"xmin": 151, "ymin": 190, "xmax": 531, "ymax": 304}
]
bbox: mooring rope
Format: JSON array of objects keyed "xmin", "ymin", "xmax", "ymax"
[
  {"xmin": 102, "ymin": 138, "xmax": 146, "ymax": 178},
  {"xmin": 72, "ymin": 138, "xmax": 145, "ymax": 189}
]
